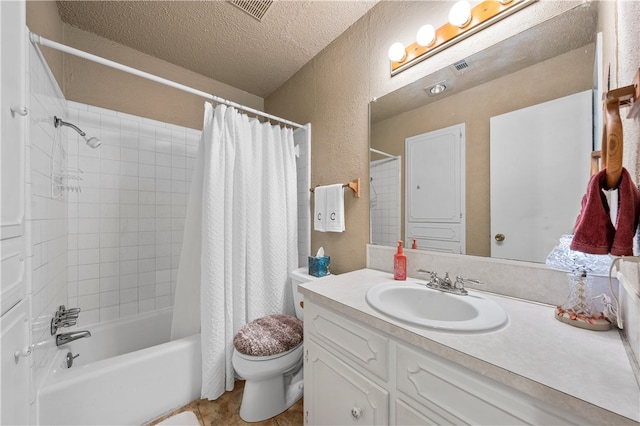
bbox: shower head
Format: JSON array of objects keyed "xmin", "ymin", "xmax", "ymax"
[
  {"xmin": 84, "ymin": 136, "xmax": 102, "ymax": 148},
  {"xmin": 54, "ymin": 116, "xmax": 101, "ymax": 149}
]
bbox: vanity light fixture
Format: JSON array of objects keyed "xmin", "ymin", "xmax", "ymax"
[{"xmin": 389, "ymin": 0, "xmax": 535, "ymax": 76}]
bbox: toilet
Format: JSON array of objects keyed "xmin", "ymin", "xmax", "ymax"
[{"xmin": 231, "ymin": 267, "xmax": 318, "ymax": 422}]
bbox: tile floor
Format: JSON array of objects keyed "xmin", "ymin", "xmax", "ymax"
[{"xmin": 147, "ymin": 381, "xmax": 303, "ymax": 426}]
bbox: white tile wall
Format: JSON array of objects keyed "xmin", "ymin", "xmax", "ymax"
[
  {"xmin": 27, "ymin": 41, "xmax": 69, "ymax": 392},
  {"xmin": 370, "ymin": 157, "xmax": 401, "ymax": 247},
  {"xmin": 65, "ymin": 102, "xmax": 199, "ymax": 325}
]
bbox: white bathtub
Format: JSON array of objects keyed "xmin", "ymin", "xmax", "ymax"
[{"xmin": 37, "ymin": 308, "xmax": 202, "ymax": 425}]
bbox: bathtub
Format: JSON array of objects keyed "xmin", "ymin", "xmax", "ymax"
[{"xmin": 37, "ymin": 308, "xmax": 202, "ymax": 425}]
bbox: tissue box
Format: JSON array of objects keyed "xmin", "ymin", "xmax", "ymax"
[{"xmin": 308, "ymin": 256, "xmax": 330, "ymax": 277}]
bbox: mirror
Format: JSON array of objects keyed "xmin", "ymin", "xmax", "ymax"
[{"xmin": 369, "ymin": 3, "xmax": 599, "ymax": 262}]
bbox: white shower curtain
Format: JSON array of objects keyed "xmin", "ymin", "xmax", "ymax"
[{"xmin": 171, "ymin": 102, "xmax": 299, "ymax": 400}]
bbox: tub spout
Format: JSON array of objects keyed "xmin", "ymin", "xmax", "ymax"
[{"xmin": 56, "ymin": 330, "xmax": 91, "ymax": 346}]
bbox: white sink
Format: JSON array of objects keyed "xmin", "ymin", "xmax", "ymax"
[{"xmin": 365, "ymin": 281, "xmax": 509, "ymax": 333}]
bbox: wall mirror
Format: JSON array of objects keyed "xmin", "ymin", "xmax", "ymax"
[{"xmin": 369, "ymin": 3, "xmax": 599, "ymax": 263}]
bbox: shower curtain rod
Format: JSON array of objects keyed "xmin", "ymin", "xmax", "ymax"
[{"xmin": 29, "ymin": 32, "xmax": 306, "ymax": 130}]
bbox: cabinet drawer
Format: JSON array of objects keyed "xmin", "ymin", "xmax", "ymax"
[
  {"xmin": 395, "ymin": 398, "xmax": 460, "ymax": 426},
  {"xmin": 305, "ymin": 338, "xmax": 388, "ymax": 425},
  {"xmin": 306, "ymin": 302, "xmax": 389, "ymax": 380},
  {"xmin": 397, "ymin": 344, "xmax": 586, "ymax": 425}
]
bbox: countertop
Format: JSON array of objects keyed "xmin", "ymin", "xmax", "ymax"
[{"xmin": 299, "ymin": 268, "xmax": 640, "ymax": 425}]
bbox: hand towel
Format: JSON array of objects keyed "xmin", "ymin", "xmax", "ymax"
[
  {"xmin": 610, "ymin": 168, "xmax": 640, "ymax": 256},
  {"xmin": 570, "ymin": 169, "xmax": 615, "ymax": 255},
  {"xmin": 571, "ymin": 167, "xmax": 640, "ymax": 256},
  {"xmin": 313, "ymin": 185, "xmax": 327, "ymax": 232},
  {"xmin": 325, "ymin": 184, "xmax": 345, "ymax": 232}
]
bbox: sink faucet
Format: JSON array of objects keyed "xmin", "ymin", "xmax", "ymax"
[
  {"xmin": 56, "ymin": 330, "xmax": 91, "ymax": 346},
  {"xmin": 417, "ymin": 269, "xmax": 469, "ymax": 296}
]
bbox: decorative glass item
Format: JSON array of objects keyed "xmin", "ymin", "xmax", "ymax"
[
  {"xmin": 545, "ymin": 235, "xmax": 612, "ymax": 276},
  {"xmin": 546, "ymin": 235, "xmax": 612, "ymax": 331},
  {"xmin": 555, "ymin": 271, "xmax": 610, "ymax": 331}
]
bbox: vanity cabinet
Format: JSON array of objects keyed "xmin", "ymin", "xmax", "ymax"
[
  {"xmin": 305, "ymin": 339, "xmax": 389, "ymax": 425},
  {"xmin": 304, "ymin": 301, "xmax": 587, "ymax": 425}
]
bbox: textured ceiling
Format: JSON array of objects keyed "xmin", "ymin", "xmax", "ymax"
[{"xmin": 56, "ymin": 0, "xmax": 379, "ymax": 98}]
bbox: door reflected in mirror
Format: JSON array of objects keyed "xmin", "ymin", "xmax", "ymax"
[{"xmin": 369, "ymin": 4, "xmax": 599, "ymax": 263}]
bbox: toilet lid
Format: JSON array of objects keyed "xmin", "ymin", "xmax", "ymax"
[{"xmin": 233, "ymin": 314, "xmax": 303, "ymax": 357}]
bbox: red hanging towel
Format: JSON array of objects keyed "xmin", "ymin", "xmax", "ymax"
[
  {"xmin": 610, "ymin": 168, "xmax": 640, "ymax": 256},
  {"xmin": 571, "ymin": 168, "xmax": 640, "ymax": 256},
  {"xmin": 570, "ymin": 169, "xmax": 615, "ymax": 255}
]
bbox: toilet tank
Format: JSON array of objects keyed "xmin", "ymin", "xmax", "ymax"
[{"xmin": 291, "ymin": 267, "xmax": 331, "ymax": 321}]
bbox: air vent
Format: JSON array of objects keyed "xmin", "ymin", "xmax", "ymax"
[
  {"xmin": 452, "ymin": 59, "xmax": 469, "ymax": 71},
  {"xmin": 229, "ymin": 0, "xmax": 273, "ymax": 21}
]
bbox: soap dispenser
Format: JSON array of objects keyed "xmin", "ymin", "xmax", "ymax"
[{"xmin": 394, "ymin": 240, "xmax": 407, "ymax": 281}]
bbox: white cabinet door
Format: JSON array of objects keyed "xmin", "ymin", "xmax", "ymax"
[
  {"xmin": 0, "ymin": 0, "xmax": 26, "ymax": 240},
  {"xmin": 490, "ymin": 90, "xmax": 592, "ymax": 262},
  {"xmin": 406, "ymin": 124, "xmax": 465, "ymax": 254},
  {"xmin": 397, "ymin": 343, "xmax": 586, "ymax": 425},
  {"xmin": 305, "ymin": 338, "xmax": 389, "ymax": 425},
  {"xmin": 1, "ymin": 298, "xmax": 31, "ymax": 425}
]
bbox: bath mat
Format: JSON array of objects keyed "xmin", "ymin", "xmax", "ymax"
[{"xmin": 157, "ymin": 410, "xmax": 200, "ymax": 426}]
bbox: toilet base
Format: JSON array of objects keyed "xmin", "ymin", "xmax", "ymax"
[{"xmin": 238, "ymin": 362, "xmax": 304, "ymax": 422}]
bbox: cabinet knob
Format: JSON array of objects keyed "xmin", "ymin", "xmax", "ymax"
[
  {"xmin": 350, "ymin": 407, "xmax": 362, "ymax": 420},
  {"xmin": 494, "ymin": 233, "xmax": 505, "ymax": 242}
]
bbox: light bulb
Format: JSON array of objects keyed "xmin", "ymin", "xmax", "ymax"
[
  {"xmin": 449, "ymin": 0, "xmax": 472, "ymax": 28},
  {"xmin": 429, "ymin": 83, "xmax": 447, "ymax": 95},
  {"xmin": 388, "ymin": 42, "xmax": 406, "ymax": 62},
  {"xmin": 416, "ymin": 25, "xmax": 436, "ymax": 47}
]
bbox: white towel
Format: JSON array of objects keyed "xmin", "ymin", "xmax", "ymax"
[
  {"xmin": 325, "ymin": 184, "xmax": 345, "ymax": 232},
  {"xmin": 314, "ymin": 185, "xmax": 327, "ymax": 232}
]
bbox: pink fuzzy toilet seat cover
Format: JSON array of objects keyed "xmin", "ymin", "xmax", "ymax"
[{"xmin": 233, "ymin": 314, "xmax": 303, "ymax": 357}]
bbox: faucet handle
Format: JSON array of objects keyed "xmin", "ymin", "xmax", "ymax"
[
  {"xmin": 59, "ymin": 319, "xmax": 77, "ymax": 328},
  {"xmin": 456, "ymin": 276, "xmax": 483, "ymax": 286},
  {"xmin": 417, "ymin": 269, "xmax": 440, "ymax": 288},
  {"xmin": 417, "ymin": 269, "xmax": 437, "ymax": 279},
  {"xmin": 64, "ymin": 307, "xmax": 81, "ymax": 315}
]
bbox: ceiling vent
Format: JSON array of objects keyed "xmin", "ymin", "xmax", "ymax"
[
  {"xmin": 229, "ymin": 0, "xmax": 273, "ymax": 21},
  {"xmin": 451, "ymin": 59, "xmax": 470, "ymax": 72}
]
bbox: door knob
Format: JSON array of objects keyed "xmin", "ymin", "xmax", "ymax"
[{"xmin": 494, "ymin": 233, "xmax": 505, "ymax": 242}]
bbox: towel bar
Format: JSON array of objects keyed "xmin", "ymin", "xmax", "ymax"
[{"xmin": 310, "ymin": 178, "xmax": 360, "ymax": 198}]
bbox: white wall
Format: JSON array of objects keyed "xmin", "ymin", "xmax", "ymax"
[
  {"xmin": 27, "ymin": 37, "xmax": 69, "ymax": 398},
  {"xmin": 64, "ymin": 102, "xmax": 198, "ymax": 325}
]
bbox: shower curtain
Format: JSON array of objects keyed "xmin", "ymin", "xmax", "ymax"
[{"xmin": 171, "ymin": 102, "xmax": 298, "ymax": 400}]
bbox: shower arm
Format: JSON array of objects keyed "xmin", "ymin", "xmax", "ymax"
[{"xmin": 54, "ymin": 116, "xmax": 87, "ymax": 137}]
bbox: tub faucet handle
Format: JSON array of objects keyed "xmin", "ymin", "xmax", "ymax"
[{"xmin": 52, "ymin": 306, "xmax": 82, "ymax": 334}]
